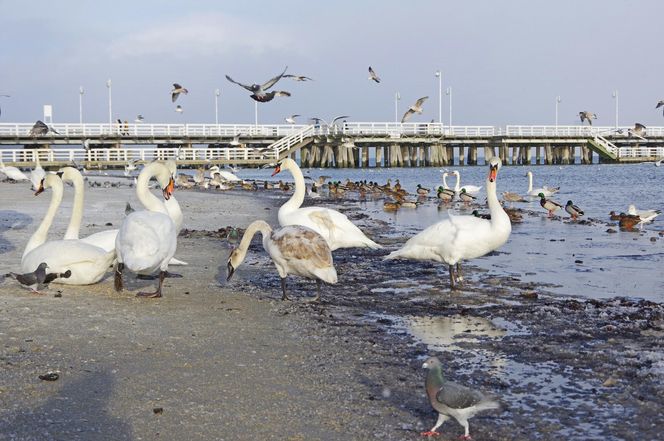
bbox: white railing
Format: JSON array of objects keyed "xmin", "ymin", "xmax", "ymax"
[
  {"xmin": 504, "ymin": 125, "xmax": 664, "ymax": 137},
  {"xmin": 269, "ymin": 125, "xmax": 316, "ymax": 156},
  {"xmin": 336, "ymin": 122, "xmax": 495, "ymax": 137},
  {"xmin": 593, "ymin": 135, "xmax": 619, "ymax": 155},
  {"xmin": 617, "ymin": 146, "xmax": 664, "ymax": 158}
]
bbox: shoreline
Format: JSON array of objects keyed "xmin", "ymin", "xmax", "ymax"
[{"xmin": 1, "ymin": 183, "xmax": 663, "ymax": 440}]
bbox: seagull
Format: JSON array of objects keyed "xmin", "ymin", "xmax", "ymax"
[
  {"xmin": 0, "ymin": 94, "xmax": 9, "ymax": 117},
  {"xmin": 401, "ymin": 96, "xmax": 429, "ymax": 123},
  {"xmin": 628, "ymin": 122, "xmax": 646, "ymax": 139},
  {"xmin": 225, "ymin": 66, "xmax": 289, "ymax": 102},
  {"xmin": 627, "ymin": 204, "xmax": 661, "ymax": 225},
  {"xmin": 309, "ymin": 115, "xmax": 350, "ymax": 127},
  {"xmin": 285, "ymin": 114, "xmax": 301, "ymax": 124},
  {"xmin": 368, "ymin": 66, "xmax": 380, "ymax": 83},
  {"xmin": 421, "ymin": 356, "xmax": 500, "ymax": 439},
  {"xmin": 656, "ymin": 100, "xmax": 664, "ymax": 116},
  {"xmin": 579, "ymin": 111, "xmax": 597, "ymax": 125},
  {"xmin": 283, "ymin": 74, "xmax": 313, "ymax": 81},
  {"xmin": 171, "ymin": 83, "xmax": 188, "ymax": 102},
  {"xmin": 134, "ymin": 114, "xmax": 144, "ymax": 123},
  {"xmin": 175, "ymin": 105, "xmax": 183, "ymax": 113},
  {"xmin": 6, "ymin": 262, "xmax": 48, "ymax": 293}
]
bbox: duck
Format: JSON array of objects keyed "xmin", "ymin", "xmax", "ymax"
[
  {"xmin": 538, "ymin": 193, "xmax": 563, "ymax": 217},
  {"xmin": 527, "ymin": 171, "xmax": 559, "ymax": 197},
  {"xmin": 417, "ymin": 184, "xmax": 431, "ymax": 196},
  {"xmin": 226, "ymin": 220, "xmax": 337, "ymax": 302},
  {"xmin": 0, "ymin": 160, "xmax": 29, "ymax": 181},
  {"xmin": 385, "ymin": 157, "xmax": 511, "ymax": 289},
  {"xmin": 383, "ymin": 201, "xmax": 400, "ymax": 212},
  {"xmin": 618, "ymin": 213, "xmax": 642, "ymax": 231},
  {"xmin": 627, "ymin": 204, "xmax": 661, "ymax": 224},
  {"xmin": 437, "ymin": 186, "xmax": 455, "ymax": 202},
  {"xmin": 399, "ymin": 200, "xmax": 419, "ymax": 209},
  {"xmin": 452, "ymin": 170, "xmax": 482, "ymax": 194},
  {"xmin": 609, "ymin": 211, "xmax": 622, "ymax": 221},
  {"xmin": 472, "ymin": 210, "xmax": 491, "ymax": 220},
  {"xmin": 21, "ymin": 173, "xmax": 115, "ymax": 285},
  {"xmin": 458, "ymin": 188, "xmax": 476, "ymax": 204},
  {"xmin": 114, "ymin": 161, "xmax": 177, "ymax": 298},
  {"xmin": 272, "ymin": 158, "xmax": 381, "ymax": 250},
  {"xmin": 502, "ymin": 191, "xmax": 527, "ymax": 203},
  {"xmin": 565, "ymin": 200, "xmax": 584, "ymax": 220}
]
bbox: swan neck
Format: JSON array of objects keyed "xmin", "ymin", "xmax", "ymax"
[
  {"xmin": 281, "ymin": 163, "xmax": 305, "ymax": 212},
  {"xmin": 453, "ymin": 171, "xmax": 460, "ymax": 191},
  {"xmin": 527, "ymin": 172, "xmax": 533, "ymax": 192},
  {"xmin": 63, "ymin": 169, "xmax": 85, "ymax": 239},
  {"xmin": 137, "ymin": 163, "xmax": 168, "ymax": 214},
  {"xmin": 23, "ymin": 175, "xmax": 63, "ymax": 258},
  {"xmin": 235, "ymin": 220, "xmax": 272, "ymax": 265}
]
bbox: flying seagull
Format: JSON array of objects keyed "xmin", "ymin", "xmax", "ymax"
[
  {"xmin": 421, "ymin": 356, "xmax": 500, "ymax": 439},
  {"xmin": 134, "ymin": 114, "xmax": 145, "ymax": 123},
  {"xmin": 579, "ymin": 111, "xmax": 597, "ymax": 125},
  {"xmin": 6, "ymin": 262, "xmax": 49, "ymax": 293},
  {"xmin": 171, "ymin": 83, "xmax": 188, "ymax": 102},
  {"xmin": 285, "ymin": 114, "xmax": 301, "ymax": 124},
  {"xmin": 368, "ymin": 66, "xmax": 380, "ymax": 83},
  {"xmin": 656, "ymin": 100, "xmax": 664, "ymax": 116},
  {"xmin": 283, "ymin": 74, "xmax": 313, "ymax": 81},
  {"xmin": 401, "ymin": 96, "xmax": 428, "ymax": 123},
  {"xmin": 225, "ymin": 66, "xmax": 289, "ymax": 102},
  {"xmin": 628, "ymin": 122, "xmax": 646, "ymax": 139},
  {"xmin": 175, "ymin": 105, "xmax": 183, "ymax": 113}
]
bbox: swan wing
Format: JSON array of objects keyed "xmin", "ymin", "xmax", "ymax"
[{"xmin": 116, "ymin": 212, "xmax": 176, "ymax": 273}]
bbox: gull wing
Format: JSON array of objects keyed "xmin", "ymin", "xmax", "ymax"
[{"xmin": 415, "ymin": 96, "xmax": 429, "ymax": 107}]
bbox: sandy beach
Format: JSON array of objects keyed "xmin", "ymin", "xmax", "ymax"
[{"xmin": 1, "ymin": 176, "xmax": 663, "ymax": 441}]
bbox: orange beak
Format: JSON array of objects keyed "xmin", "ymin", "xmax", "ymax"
[
  {"xmin": 489, "ymin": 166, "xmax": 498, "ymax": 183},
  {"xmin": 162, "ymin": 177, "xmax": 175, "ymax": 200},
  {"xmin": 271, "ymin": 164, "xmax": 282, "ymax": 177}
]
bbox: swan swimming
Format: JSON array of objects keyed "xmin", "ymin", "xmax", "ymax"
[
  {"xmin": 526, "ymin": 171, "xmax": 559, "ymax": 197},
  {"xmin": 385, "ymin": 157, "xmax": 511, "ymax": 289}
]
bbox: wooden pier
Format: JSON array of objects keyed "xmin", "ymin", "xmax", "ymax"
[{"xmin": 1, "ymin": 122, "xmax": 663, "ymax": 169}]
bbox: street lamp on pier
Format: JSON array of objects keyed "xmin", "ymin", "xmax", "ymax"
[
  {"xmin": 445, "ymin": 87, "xmax": 452, "ymax": 128},
  {"xmin": 79, "ymin": 86, "xmax": 84, "ymax": 125},
  {"xmin": 555, "ymin": 95, "xmax": 561, "ymax": 132},
  {"xmin": 214, "ymin": 89, "xmax": 220, "ymax": 125},
  {"xmin": 254, "ymin": 101, "xmax": 258, "ymax": 126},
  {"xmin": 435, "ymin": 70, "xmax": 442, "ymax": 125},
  {"xmin": 394, "ymin": 92, "xmax": 401, "ymax": 123},
  {"xmin": 612, "ymin": 90, "xmax": 619, "ymax": 129},
  {"xmin": 106, "ymin": 79, "xmax": 112, "ymax": 130}
]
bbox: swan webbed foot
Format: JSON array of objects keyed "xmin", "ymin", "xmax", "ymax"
[
  {"xmin": 114, "ymin": 263, "xmax": 124, "ymax": 292},
  {"xmin": 137, "ymin": 271, "xmax": 165, "ymax": 298}
]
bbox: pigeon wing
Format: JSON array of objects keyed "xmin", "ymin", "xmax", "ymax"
[
  {"xmin": 225, "ymin": 75, "xmax": 255, "ymax": 92},
  {"xmin": 436, "ymin": 381, "xmax": 485, "ymax": 410},
  {"xmin": 261, "ymin": 66, "xmax": 288, "ymax": 91}
]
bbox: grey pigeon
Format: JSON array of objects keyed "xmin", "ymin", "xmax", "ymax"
[
  {"xmin": 125, "ymin": 202, "xmax": 135, "ymax": 215},
  {"xmin": 225, "ymin": 66, "xmax": 288, "ymax": 102},
  {"xmin": 43, "ymin": 269, "xmax": 71, "ymax": 285},
  {"xmin": 7, "ymin": 262, "xmax": 48, "ymax": 292},
  {"xmin": 422, "ymin": 356, "xmax": 500, "ymax": 439},
  {"xmin": 28, "ymin": 120, "xmax": 59, "ymax": 136}
]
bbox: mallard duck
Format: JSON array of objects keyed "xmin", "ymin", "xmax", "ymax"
[
  {"xmin": 394, "ymin": 179, "xmax": 402, "ymax": 191},
  {"xmin": 538, "ymin": 193, "xmax": 563, "ymax": 217},
  {"xmin": 399, "ymin": 200, "xmax": 418, "ymax": 209},
  {"xmin": 565, "ymin": 200, "xmax": 584, "ymax": 220},
  {"xmin": 609, "ymin": 211, "xmax": 621, "ymax": 221},
  {"xmin": 416, "ymin": 184, "xmax": 430, "ymax": 196},
  {"xmin": 437, "ymin": 186, "xmax": 455, "ymax": 202},
  {"xmin": 471, "ymin": 210, "xmax": 491, "ymax": 220},
  {"xmin": 383, "ymin": 201, "xmax": 400, "ymax": 212},
  {"xmin": 504, "ymin": 207, "xmax": 523, "ymax": 223},
  {"xmin": 459, "ymin": 188, "xmax": 476, "ymax": 204}
]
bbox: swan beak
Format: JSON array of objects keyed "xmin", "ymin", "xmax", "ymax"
[
  {"xmin": 162, "ymin": 177, "xmax": 175, "ymax": 200},
  {"xmin": 226, "ymin": 261, "xmax": 235, "ymax": 281},
  {"xmin": 34, "ymin": 179, "xmax": 45, "ymax": 196},
  {"xmin": 489, "ymin": 165, "xmax": 498, "ymax": 183},
  {"xmin": 271, "ymin": 164, "xmax": 282, "ymax": 177}
]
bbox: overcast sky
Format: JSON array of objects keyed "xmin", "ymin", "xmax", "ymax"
[{"xmin": 1, "ymin": 0, "xmax": 662, "ymax": 127}]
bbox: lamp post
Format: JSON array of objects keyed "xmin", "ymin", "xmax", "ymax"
[
  {"xmin": 214, "ymin": 89, "xmax": 220, "ymax": 125},
  {"xmin": 555, "ymin": 95, "xmax": 561, "ymax": 132},
  {"xmin": 435, "ymin": 70, "xmax": 442, "ymax": 125},
  {"xmin": 394, "ymin": 91, "xmax": 400, "ymax": 123},
  {"xmin": 79, "ymin": 86, "xmax": 84, "ymax": 125},
  {"xmin": 445, "ymin": 87, "xmax": 452, "ymax": 128},
  {"xmin": 254, "ymin": 101, "xmax": 258, "ymax": 126},
  {"xmin": 106, "ymin": 79, "xmax": 112, "ymax": 130},
  {"xmin": 612, "ymin": 90, "xmax": 619, "ymax": 129}
]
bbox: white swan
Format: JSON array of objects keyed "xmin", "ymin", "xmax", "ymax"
[
  {"xmin": 526, "ymin": 171, "xmax": 559, "ymax": 197},
  {"xmin": 272, "ymin": 158, "xmax": 381, "ymax": 250},
  {"xmin": 441, "ymin": 172, "xmax": 453, "ymax": 190},
  {"xmin": 0, "ymin": 160, "xmax": 29, "ymax": 181},
  {"xmin": 452, "ymin": 170, "xmax": 482, "ymax": 194},
  {"xmin": 226, "ymin": 220, "xmax": 337, "ymax": 301},
  {"xmin": 385, "ymin": 157, "xmax": 511, "ymax": 289},
  {"xmin": 114, "ymin": 161, "xmax": 177, "ymax": 298},
  {"xmin": 209, "ymin": 165, "xmax": 241, "ymax": 182},
  {"xmin": 21, "ymin": 173, "xmax": 115, "ymax": 285},
  {"xmin": 29, "ymin": 154, "xmax": 46, "ymax": 191}
]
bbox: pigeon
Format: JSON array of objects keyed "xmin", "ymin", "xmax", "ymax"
[
  {"xmin": 422, "ymin": 356, "xmax": 500, "ymax": 439},
  {"xmin": 579, "ymin": 111, "xmax": 597, "ymax": 125},
  {"xmin": 283, "ymin": 74, "xmax": 313, "ymax": 81},
  {"xmin": 134, "ymin": 114, "xmax": 145, "ymax": 122},
  {"xmin": 565, "ymin": 200, "xmax": 584, "ymax": 220},
  {"xmin": 175, "ymin": 105, "xmax": 183, "ymax": 113},
  {"xmin": 285, "ymin": 114, "xmax": 301, "ymax": 124},
  {"xmin": 225, "ymin": 66, "xmax": 288, "ymax": 101},
  {"xmin": 250, "ymin": 90, "xmax": 290, "ymax": 103},
  {"xmin": 656, "ymin": 100, "xmax": 664, "ymax": 116},
  {"xmin": 28, "ymin": 120, "xmax": 59, "ymax": 136},
  {"xmin": 401, "ymin": 96, "xmax": 429, "ymax": 123},
  {"xmin": 538, "ymin": 193, "xmax": 563, "ymax": 217},
  {"xmin": 368, "ymin": 66, "xmax": 380, "ymax": 83},
  {"xmin": 6, "ymin": 262, "xmax": 48, "ymax": 293},
  {"xmin": 171, "ymin": 83, "xmax": 188, "ymax": 102},
  {"xmin": 125, "ymin": 202, "xmax": 135, "ymax": 215}
]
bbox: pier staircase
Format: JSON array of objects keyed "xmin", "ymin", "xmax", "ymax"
[
  {"xmin": 267, "ymin": 125, "xmax": 316, "ymax": 160},
  {"xmin": 587, "ymin": 135, "xmax": 618, "ymax": 161}
]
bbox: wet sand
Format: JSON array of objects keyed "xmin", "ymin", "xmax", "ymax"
[{"xmin": 1, "ymin": 178, "xmax": 663, "ymax": 441}]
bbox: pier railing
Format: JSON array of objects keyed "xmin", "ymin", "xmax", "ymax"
[{"xmin": 504, "ymin": 125, "xmax": 664, "ymax": 137}]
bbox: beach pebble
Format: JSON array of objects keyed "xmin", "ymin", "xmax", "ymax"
[
  {"xmin": 153, "ymin": 407, "xmax": 164, "ymax": 415},
  {"xmin": 38, "ymin": 371, "xmax": 59, "ymax": 381},
  {"xmin": 602, "ymin": 377, "xmax": 618, "ymax": 387},
  {"xmin": 606, "ymin": 228, "xmax": 617, "ymax": 234},
  {"xmin": 650, "ymin": 237, "xmax": 657, "ymax": 242}
]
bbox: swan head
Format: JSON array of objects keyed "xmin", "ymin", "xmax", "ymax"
[
  {"xmin": 271, "ymin": 163, "xmax": 282, "ymax": 177},
  {"xmin": 34, "ymin": 171, "xmax": 63, "ymax": 196},
  {"xmin": 226, "ymin": 248, "xmax": 243, "ymax": 281},
  {"xmin": 488, "ymin": 157, "xmax": 501, "ymax": 182}
]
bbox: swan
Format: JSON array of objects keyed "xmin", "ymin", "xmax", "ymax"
[
  {"xmin": 452, "ymin": 170, "xmax": 482, "ymax": 194},
  {"xmin": 385, "ymin": 157, "xmax": 511, "ymax": 289},
  {"xmin": 114, "ymin": 161, "xmax": 177, "ymax": 298},
  {"xmin": 226, "ymin": 220, "xmax": 337, "ymax": 302},
  {"xmin": 29, "ymin": 154, "xmax": 46, "ymax": 191},
  {"xmin": 0, "ymin": 160, "xmax": 29, "ymax": 181},
  {"xmin": 209, "ymin": 165, "xmax": 241, "ymax": 182},
  {"xmin": 272, "ymin": 158, "xmax": 381, "ymax": 250},
  {"xmin": 526, "ymin": 171, "xmax": 559, "ymax": 197},
  {"xmin": 21, "ymin": 173, "xmax": 115, "ymax": 285}
]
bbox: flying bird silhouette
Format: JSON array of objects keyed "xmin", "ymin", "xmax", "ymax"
[
  {"xmin": 171, "ymin": 83, "xmax": 188, "ymax": 102},
  {"xmin": 368, "ymin": 66, "xmax": 380, "ymax": 83},
  {"xmin": 283, "ymin": 74, "xmax": 313, "ymax": 81},
  {"xmin": 401, "ymin": 96, "xmax": 429, "ymax": 123},
  {"xmin": 656, "ymin": 100, "xmax": 664, "ymax": 117},
  {"xmin": 225, "ymin": 66, "xmax": 290, "ymax": 102},
  {"xmin": 579, "ymin": 111, "xmax": 597, "ymax": 125},
  {"xmin": 285, "ymin": 114, "xmax": 301, "ymax": 124}
]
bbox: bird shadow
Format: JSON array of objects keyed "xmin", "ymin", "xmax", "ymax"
[
  {"xmin": 0, "ymin": 370, "xmax": 133, "ymax": 440},
  {"xmin": 0, "ymin": 210, "xmax": 33, "ymax": 255}
]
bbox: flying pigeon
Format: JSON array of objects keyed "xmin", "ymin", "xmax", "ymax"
[
  {"xmin": 225, "ymin": 66, "xmax": 289, "ymax": 102},
  {"xmin": 28, "ymin": 120, "xmax": 59, "ymax": 136},
  {"xmin": 171, "ymin": 83, "xmax": 188, "ymax": 102},
  {"xmin": 6, "ymin": 262, "xmax": 49, "ymax": 293},
  {"xmin": 579, "ymin": 111, "xmax": 597, "ymax": 125},
  {"xmin": 421, "ymin": 356, "xmax": 500, "ymax": 439},
  {"xmin": 283, "ymin": 74, "xmax": 313, "ymax": 81},
  {"xmin": 250, "ymin": 90, "xmax": 290, "ymax": 103},
  {"xmin": 368, "ymin": 66, "xmax": 380, "ymax": 83},
  {"xmin": 401, "ymin": 96, "xmax": 429, "ymax": 123}
]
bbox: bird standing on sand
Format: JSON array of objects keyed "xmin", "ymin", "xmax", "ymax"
[
  {"xmin": 579, "ymin": 111, "xmax": 597, "ymax": 125},
  {"xmin": 7, "ymin": 262, "xmax": 49, "ymax": 293},
  {"xmin": 539, "ymin": 193, "xmax": 563, "ymax": 217},
  {"xmin": 421, "ymin": 356, "xmax": 500, "ymax": 439},
  {"xmin": 368, "ymin": 66, "xmax": 381, "ymax": 83},
  {"xmin": 225, "ymin": 66, "xmax": 290, "ymax": 102},
  {"xmin": 401, "ymin": 96, "xmax": 429, "ymax": 123},
  {"xmin": 565, "ymin": 200, "xmax": 584, "ymax": 220},
  {"xmin": 171, "ymin": 83, "xmax": 188, "ymax": 102}
]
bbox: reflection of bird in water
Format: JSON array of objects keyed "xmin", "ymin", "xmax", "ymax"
[
  {"xmin": 401, "ymin": 96, "xmax": 428, "ymax": 123},
  {"xmin": 579, "ymin": 111, "xmax": 597, "ymax": 125},
  {"xmin": 171, "ymin": 83, "xmax": 188, "ymax": 102},
  {"xmin": 225, "ymin": 66, "xmax": 289, "ymax": 102},
  {"xmin": 368, "ymin": 66, "xmax": 381, "ymax": 83}
]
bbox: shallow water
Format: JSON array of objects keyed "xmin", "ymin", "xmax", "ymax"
[{"xmin": 234, "ymin": 163, "xmax": 664, "ymax": 301}]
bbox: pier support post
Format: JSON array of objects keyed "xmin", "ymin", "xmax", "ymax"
[
  {"xmin": 458, "ymin": 145, "xmax": 465, "ymax": 165},
  {"xmin": 484, "ymin": 145, "xmax": 494, "ymax": 164},
  {"xmin": 545, "ymin": 144, "xmax": 553, "ymax": 165},
  {"xmin": 376, "ymin": 146, "xmax": 383, "ymax": 167}
]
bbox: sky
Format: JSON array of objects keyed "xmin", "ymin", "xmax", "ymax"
[{"xmin": 1, "ymin": 0, "xmax": 663, "ymax": 127}]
